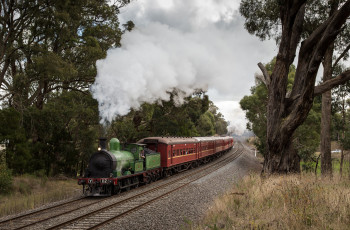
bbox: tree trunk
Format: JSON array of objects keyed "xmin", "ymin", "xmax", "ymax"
[
  {"xmin": 320, "ymin": 0, "xmax": 338, "ymax": 177},
  {"xmin": 340, "ymin": 98, "xmax": 346, "ymax": 176},
  {"xmin": 263, "ymin": 137, "xmax": 300, "ymax": 173},
  {"xmin": 261, "ymin": 1, "xmax": 350, "ymax": 174},
  {"xmin": 320, "ymin": 80, "xmax": 332, "ymax": 177}
]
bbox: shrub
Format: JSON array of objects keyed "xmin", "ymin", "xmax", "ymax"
[{"xmin": 0, "ymin": 164, "xmax": 13, "ymax": 194}]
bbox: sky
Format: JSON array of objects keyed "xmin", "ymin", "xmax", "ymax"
[{"xmin": 91, "ymin": 0, "xmax": 278, "ymax": 134}]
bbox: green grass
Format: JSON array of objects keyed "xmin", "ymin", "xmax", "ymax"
[
  {"xmin": 300, "ymin": 158, "xmax": 350, "ymax": 175},
  {"xmin": 0, "ymin": 174, "xmax": 80, "ymax": 218}
]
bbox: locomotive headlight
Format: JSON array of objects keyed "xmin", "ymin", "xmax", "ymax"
[{"xmin": 98, "ymin": 147, "xmax": 101, "ymax": 151}]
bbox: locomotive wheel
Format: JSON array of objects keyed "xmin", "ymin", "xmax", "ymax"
[
  {"xmin": 133, "ymin": 177, "xmax": 139, "ymax": 188},
  {"xmin": 113, "ymin": 185, "xmax": 121, "ymax": 194},
  {"xmin": 124, "ymin": 178, "xmax": 131, "ymax": 191},
  {"xmin": 164, "ymin": 170, "xmax": 171, "ymax": 178},
  {"xmin": 156, "ymin": 172, "xmax": 161, "ymax": 180},
  {"xmin": 146, "ymin": 174, "xmax": 152, "ymax": 184},
  {"xmin": 106, "ymin": 185, "xmax": 112, "ymax": 195},
  {"xmin": 152, "ymin": 173, "xmax": 157, "ymax": 182}
]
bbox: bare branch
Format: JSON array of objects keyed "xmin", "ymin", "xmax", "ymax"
[
  {"xmin": 255, "ymin": 73, "xmax": 266, "ymax": 86},
  {"xmin": 333, "ymin": 43, "xmax": 350, "ymax": 69},
  {"xmin": 257, "ymin": 62, "xmax": 270, "ymax": 88},
  {"xmin": 314, "ymin": 69, "xmax": 350, "ymax": 96}
]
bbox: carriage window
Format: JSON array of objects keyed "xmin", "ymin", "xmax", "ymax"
[
  {"xmin": 173, "ymin": 150, "xmax": 176, "ymax": 156},
  {"xmin": 177, "ymin": 149, "xmax": 180, "ymax": 156},
  {"xmin": 168, "ymin": 150, "xmax": 171, "ymax": 158}
]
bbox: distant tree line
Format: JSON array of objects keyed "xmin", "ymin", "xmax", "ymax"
[{"xmin": 0, "ymin": 0, "xmax": 229, "ymax": 180}]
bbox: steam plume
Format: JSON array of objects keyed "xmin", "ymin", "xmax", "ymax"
[{"xmin": 91, "ymin": 0, "xmax": 275, "ymax": 127}]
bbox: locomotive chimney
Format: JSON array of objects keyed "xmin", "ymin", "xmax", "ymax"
[{"xmin": 99, "ymin": 137, "xmax": 107, "ymax": 150}]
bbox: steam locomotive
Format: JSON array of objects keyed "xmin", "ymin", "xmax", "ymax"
[{"xmin": 78, "ymin": 136, "xmax": 234, "ymax": 196}]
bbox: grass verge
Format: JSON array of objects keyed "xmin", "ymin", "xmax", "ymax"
[
  {"xmin": 190, "ymin": 173, "xmax": 350, "ymax": 230},
  {"xmin": 0, "ymin": 175, "xmax": 80, "ymax": 218}
]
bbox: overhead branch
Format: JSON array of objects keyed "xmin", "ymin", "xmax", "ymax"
[
  {"xmin": 301, "ymin": 18, "xmax": 330, "ymax": 53},
  {"xmin": 314, "ymin": 69, "xmax": 350, "ymax": 96},
  {"xmin": 288, "ymin": 2, "xmax": 306, "ymax": 65},
  {"xmin": 312, "ymin": 1, "xmax": 350, "ymax": 63},
  {"xmin": 292, "ymin": 0, "xmax": 350, "ymax": 98},
  {"xmin": 290, "ymin": 0, "xmax": 307, "ymax": 16},
  {"xmin": 333, "ymin": 43, "xmax": 350, "ymax": 69},
  {"xmin": 257, "ymin": 62, "xmax": 270, "ymax": 88}
]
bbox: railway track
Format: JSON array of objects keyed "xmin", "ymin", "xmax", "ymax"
[
  {"xmin": 0, "ymin": 196, "xmax": 113, "ymax": 230},
  {"xmin": 50, "ymin": 143, "xmax": 244, "ymax": 230},
  {"xmin": 0, "ymin": 143, "xmax": 244, "ymax": 230}
]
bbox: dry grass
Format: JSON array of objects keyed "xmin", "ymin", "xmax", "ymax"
[
  {"xmin": 0, "ymin": 175, "xmax": 80, "ymax": 218},
  {"xmin": 191, "ymin": 173, "xmax": 350, "ymax": 230}
]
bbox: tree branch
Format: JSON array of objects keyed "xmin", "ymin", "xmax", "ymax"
[
  {"xmin": 257, "ymin": 62, "xmax": 270, "ymax": 88},
  {"xmin": 311, "ymin": 1, "xmax": 350, "ymax": 65},
  {"xmin": 288, "ymin": 2, "xmax": 306, "ymax": 65},
  {"xmin": 333, "ymin": 43, "xmax": 350, "ymax": 69},
  {"xmin": 314, "ymin": 69, "xmax": 350, "ymax": 96}
]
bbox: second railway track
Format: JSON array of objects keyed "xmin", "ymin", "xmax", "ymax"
[{"xmin": 0, "ymin": 142, "xmax": 245, "ymax": 230}]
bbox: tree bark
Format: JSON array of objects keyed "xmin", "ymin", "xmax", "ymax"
[
  {"xmin": 340, "ymin": 97, "xmax": 345, "ymax": 176},
  {"xmin": 320, "ymin": 44, "xmax": 334, "ymax": 177},
  {"xmin": 320, "ymin": 0, "xmax": 338, "ymax": 177},
  {"xmin": 262, "ymin": 0, "xmax": 350, "ymax": 174}
]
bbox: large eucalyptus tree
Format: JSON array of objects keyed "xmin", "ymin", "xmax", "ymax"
[{"xmin": 240, "ymin": 0, "xmax": 350, "ymax": 173}]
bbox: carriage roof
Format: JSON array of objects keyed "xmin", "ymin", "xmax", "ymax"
[{"xmin": 138, "ymin": 136, "xmax": 232, "ymax": 145}]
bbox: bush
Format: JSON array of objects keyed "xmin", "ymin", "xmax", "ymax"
[{"xmin": 0, "ymin": 164, "xmax": 13, "ymax": 194}]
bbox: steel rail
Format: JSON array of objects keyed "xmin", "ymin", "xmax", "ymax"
[
  {"xmin": 8, "ymin": 197, "xmax": 114, "ymax": 230},
  {"xmin": 0, "ymin": 197, "xmax": 85, "ymax": 225},
  {"xmin": 1, "ymin": 143, "xmax": 241, "ymax": 230},
  {"xmin": 47, "ymin": 143, "xmax": 244, "ymax": 230}
]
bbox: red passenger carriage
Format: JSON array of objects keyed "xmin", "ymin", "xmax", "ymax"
[{"xmin": 138, "ymin": 136, "xmax": 234, "ymax": 176}]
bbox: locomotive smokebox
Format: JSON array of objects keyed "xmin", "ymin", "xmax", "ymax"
[{"xmin": 99, "ymin": 137, "xmax": 107, "ymax": 150}]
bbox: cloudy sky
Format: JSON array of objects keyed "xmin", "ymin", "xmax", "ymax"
[{"xmin": 92, "ymin": 0, "xmax": 278, "ymax": 134}]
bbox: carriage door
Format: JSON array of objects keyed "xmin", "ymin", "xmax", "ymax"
[{"xmin": 171, "ymin": 145, "xmax": 173, "ymax": 165}]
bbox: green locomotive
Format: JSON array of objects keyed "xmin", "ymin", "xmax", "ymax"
[
  {"xmin": 80, "ymin": 138, "xmax": 161, "ymax": 196},
  {"xmin": 79, "ymin": 136, "xmax": 234, "ymax": 196}
]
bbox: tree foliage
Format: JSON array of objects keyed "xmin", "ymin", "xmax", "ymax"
[
  {"xmin": 108, "ymin": 92, "xmax": 228, "ymax": 142},
  {"xmin": 0, "ymin": 1, "xmax": 229, "ymax": 178},
  {"xmin": 0, "ymin": 0, "xmax": 122, "ymax": 176}
]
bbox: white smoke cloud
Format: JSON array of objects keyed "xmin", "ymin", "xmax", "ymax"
[{"xmin": 91, "ymin": 0, "xmax": 276, "ymax": 132}]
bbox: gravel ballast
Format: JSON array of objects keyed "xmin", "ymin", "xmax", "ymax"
[{"xmin": 101, "ymin": 146, "xmax": 262, "ymax": 230}]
